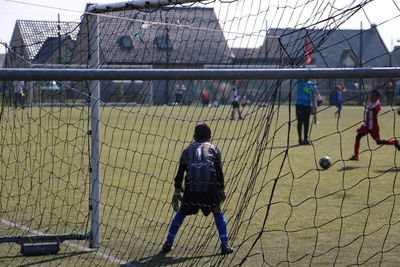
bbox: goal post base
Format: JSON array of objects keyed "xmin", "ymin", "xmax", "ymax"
[
  {"xmin": 0, "ymin": 233, "xmax": 88, "ymax": 257},
  {"xmin": 20, "ymin": 244, "xmax": 60, "ymax": 256}
]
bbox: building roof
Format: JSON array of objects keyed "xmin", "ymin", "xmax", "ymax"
[
  {"xmin": 392, "ymin": 46, "xmax": 400, "ymax": 66},
  {"xmin": 278, "ymin": 26, "xmax": 389, "ymax": 67},
  {"xmin": 76, "ymin": 6, "xmax": 232, "ymax": 65},
  {"xmin": 231, "ymin": 37, "xmax": 282, "ymax": 65},
  {"xmin": 33, "ymin": 35, "xmax": 74, "ymax": 63},
  {"xmin": 13, "ymin": 20, "xmax": 79, "ymax": 61},
  {"xmin": 233, "ymin": 26, "xmax": 391, "ymax": 67},
  {"xmin": 0, "ymin": 54, "xmax": 5, "ymax": 68}
]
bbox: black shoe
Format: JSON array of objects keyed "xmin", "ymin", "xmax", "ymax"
[
  {"xmin": 298, "ymin": 139, "xmax": 303, "ymax": 145},
  {"xmin": 302, "ymin": 140, "xmax": 311, "ymax": 145},
  {"xmin": 221, "ymin": 244, "xmax": 234, "ymax": 255},
  {"xmin": 162, "ymin": 242, "xmax": 172, "ymax": 253},
  {"xmin": 349, "ymin": 155, "xmax": 359, "ymax": 161}
]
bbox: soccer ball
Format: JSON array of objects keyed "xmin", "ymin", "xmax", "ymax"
[{"xmin": 319, "ymin": 156, "xmax": 331, "ymax": 170}]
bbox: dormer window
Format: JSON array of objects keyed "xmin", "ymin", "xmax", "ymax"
[
  {"xmin": 118, "ymin": 35, "xmax": 133, "ymax": 50},
  {"xmin": 154, "ymin": 35, "xmax": 173, "ymax": 51}
]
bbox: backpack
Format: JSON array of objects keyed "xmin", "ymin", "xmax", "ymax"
[{"xmin": 186, "ymin": 143, "xmax": 214, "ymax": 192}]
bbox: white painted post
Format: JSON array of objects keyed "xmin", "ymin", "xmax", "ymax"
[{"xmin": 88, "ymin": 11, "xmax": 101, "ymax": 249}]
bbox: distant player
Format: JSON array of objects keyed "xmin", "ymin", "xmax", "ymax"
[
  {"xmin": 241, "ymin": 95, "xmax": 250, "ymax": 107},
  {"xmin": 200, "ymin": 90, "xmax": 210, "ymax": 107},
  {"xmin": 175, "ymin": 82, "xmax": 186, "ymax": 105},
  {"xmin": 308, "ymin": 80, "xmax": 319, "ymax": 124},
  {"xmin": 316, "ymin": 91, "xmax": 323, "ymax": 107},
  {"xmin": 162, "ymin": 124, "xmax": 234, "ymax": 255},
  {"xmin": 384, "ymin": 81, "xmax": 394, "ymax": 106},
  {"xmin": 230, "ymin": 80, "xmax": 243, "ymax": 120},
  {"xmin": 349, "ymin": 89, "xmax": 400, "ymax": 161},
  {"xmin": 334, "ymin": 84, "xmax": 346, "ymax": 118},
  {"xmin": 12, "ymin": 80, "xmax": 25, "ymax": 109},
  {"xmin": 295, "ymin": 79, "xmax": 316, "ymax": 145}
]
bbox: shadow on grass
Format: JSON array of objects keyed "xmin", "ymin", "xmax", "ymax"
[
  {"xmin": 122, "ymin": 251, "xmax": 220, "ymax": 267},
  {"xmin": 337, "ymin": 166, "xmax": 362, "ymax": 172},
  {"xmin": 268, "ymin": 144, "xmax": 300, "ymax": 150},
  {"xmin": 375, "ymin": 168, "xmax": 399, "ymax": 173},
  {"xmin": 15, "ymin": 251, "xmax": 92, "ymax": 267}
]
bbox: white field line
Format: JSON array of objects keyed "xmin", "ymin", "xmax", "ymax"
[{"xmin": 0, "ymin": 217, "xmax": 134, "ymax": 266}]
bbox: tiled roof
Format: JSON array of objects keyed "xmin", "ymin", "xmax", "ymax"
[
  {"xmin": 275, "ymin": 27, "xmax": 390, "ymax": 67},
  {"xmin": 33, "ymin": 35, "xmax": 73, "ymax": 63},
  {"xmin": 0, "ymin": 54, "xmax": 5, "ymax": 68},
  {"xmin": 82, "ymin": 7, "xmax": 232, "ymax": 65},
  {"xmin": 232, "ymin": 47, "xmax": 258, "ymax": 59},
  {"xmin": 231, "ymin": 37, "xmax": 282, "ymax": 65},
  {"xmin": 392, "ymin": 46, "xmax": 400, "ymax": 66},
  {"xmin": 15, "ymin": 20, "xmax": 79, "ymax": 60},
  {"xmin": 234, "ymin": 26, "xmax": 390, "ymax": 67}
]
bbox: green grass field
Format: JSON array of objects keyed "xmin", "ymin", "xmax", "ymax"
[{"xmin": 1, "ymin": 104, "xmax": 400, "ymax": 266}]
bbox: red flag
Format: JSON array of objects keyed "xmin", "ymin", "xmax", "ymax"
[{"xmin": 305, "ymin": 39, "xmax": 312, "ymax": 65}]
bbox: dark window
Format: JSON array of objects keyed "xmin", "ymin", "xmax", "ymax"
[
  {"xmin": 118, "ymin": 35, "xmax": 133, "ymax": 50},
  {"xmin": 154, "ymin": 35, "xmax": 173, "ymax": 51},
  {"xmin": 60, "ymin": 46, "xmax": 72, "ymax": 64}
]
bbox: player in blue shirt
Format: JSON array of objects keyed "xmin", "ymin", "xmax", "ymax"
[
  {"xmin": 162, "ymin": 124, "xmax": 234, "ymax": 255},
  {"xmin": 296, "ymin": 79, "xmax": 316, "ymax": 145},
  {"xmin": 334, "ymin": 84, "xmax": 346, "ymax": 118}
]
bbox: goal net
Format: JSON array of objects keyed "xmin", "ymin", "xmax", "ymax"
[{"xmin": 1, "ymin": 0, "xmax": 400, "ymax": 265}]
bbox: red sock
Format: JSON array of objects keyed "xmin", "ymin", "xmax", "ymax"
[
  {"xmin": 354, "ymin": 140, "xmax": 360, "ymax": 158},
  {"xmin": 385, "ymin": 139, "xmax": 396, "ymax": 145},
  {"xmin": 377, "ymin": 139, "xmax": 396, "ymax": 145}
]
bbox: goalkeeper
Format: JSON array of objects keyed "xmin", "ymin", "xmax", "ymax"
[{"xmin": 162, "ymin": 123, "xmax": 234, "ymax": 255}]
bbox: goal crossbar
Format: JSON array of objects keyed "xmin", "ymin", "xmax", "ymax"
[
  {"xmin": 1, "ymin": 67, "xmax": 400, "ymax": 81},
  {"xmin": 87, "ymin": 0, "xmax": 206, "ymax": 13}
]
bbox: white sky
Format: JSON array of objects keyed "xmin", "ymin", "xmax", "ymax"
[{"xmin": 1, "ymin": 0, "xmax": 400, "ymax": 54}]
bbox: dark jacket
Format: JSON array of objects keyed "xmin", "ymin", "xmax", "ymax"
[{"xmin": 174, "ymin": 142, "xmax": 224, "ymax": 192}]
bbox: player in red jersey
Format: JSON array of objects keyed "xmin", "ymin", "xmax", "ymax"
[{"xmin": 350, "ymin": 89, "xmax": 400, "ymax": 161}]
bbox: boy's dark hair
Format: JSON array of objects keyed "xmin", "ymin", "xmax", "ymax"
[
  {"xmin": 194, "ymin": 124, "xmax": 211, "ymax": 142},
  {"xmin": 371, "ymin": 89, "xmax": 381, "ymax": 98}
]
